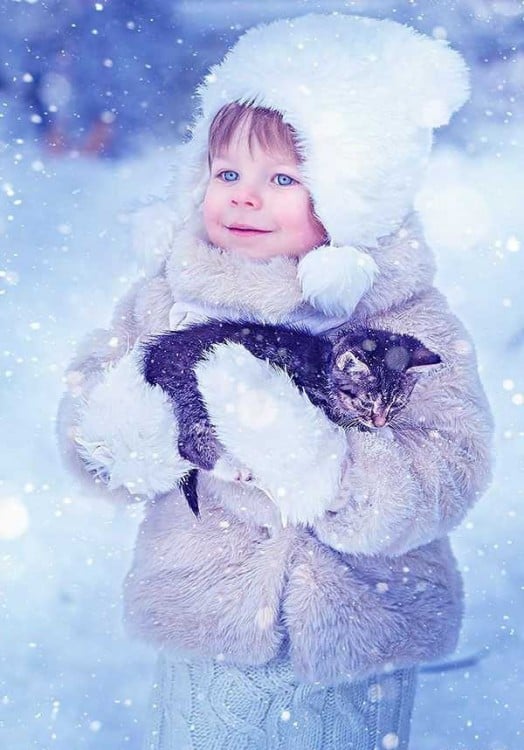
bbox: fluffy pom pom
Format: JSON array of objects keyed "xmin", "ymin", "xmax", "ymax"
[{"xmin": 297, "ymin": 245, "xmax": 378, "ymax": 317}]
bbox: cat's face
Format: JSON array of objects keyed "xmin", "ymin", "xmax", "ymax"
[{"xmin": 328, "ymin": 330, "xmax": 441, "ymax": 429}]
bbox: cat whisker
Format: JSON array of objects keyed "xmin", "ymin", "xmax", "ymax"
[
  {"xmin": 388, "ymin": 413, "xmax": 408, "ymax": 427},
  {"xmin": 340, "ymin": 416, "xmax": 361, "ymax": 429}
]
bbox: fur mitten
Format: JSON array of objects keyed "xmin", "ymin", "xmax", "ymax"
[{"xmin": 194, "ymin": 341, "xmax": 348, "ymax": 526}]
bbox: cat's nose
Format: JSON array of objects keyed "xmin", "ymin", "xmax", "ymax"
[{"xmin": 372, "ymin": 413, "xmax": 387, "ymax": 427}]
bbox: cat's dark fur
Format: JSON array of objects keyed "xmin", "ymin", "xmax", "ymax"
[{"xmin": 140, "ymin": 321, "xmax": 441, "ymax": 517}]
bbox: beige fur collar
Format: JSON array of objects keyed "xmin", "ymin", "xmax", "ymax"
[
  {"xmin": 165, "ymin": 213, "xmax": 435, "ymax": 326},
  {"xmin": 166, "ymin": 228, "xmax": 308, "ymax": 323}
]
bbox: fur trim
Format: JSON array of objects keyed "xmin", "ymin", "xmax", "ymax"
[
  {"xmin": 133, "ymin": 275, "xmax": 174, "ymax": 336},
  {"xmin": 76, "ymin": 350, "xmax": 190, "ymax": 497},
  {"xmin": 194, "ymin": 341, "xmax": 347, "ymax": 526},
  {"xmin": 297, "ymin": 244, "xmax": 378, "ymax": 317},
  {"xmin": 166, "ymin": 229, "xmax": 304, "ymax": 323}
]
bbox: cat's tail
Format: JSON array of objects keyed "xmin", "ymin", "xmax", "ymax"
[
  {"xmin": 179, "ymin": 469, "xmax": 200, "ymax": 518},
  {"xmin": 420, "ymin": 646, "xmax": 491, "ymax": 674}
]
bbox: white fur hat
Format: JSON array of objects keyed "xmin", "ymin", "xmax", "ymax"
[
  {"xmin": 139, "ymin": 14, "xmax": 469, "ymax": 317},
  {"xmin": 171, "ymin": 13, "xmax": 469, "ymax": 248}
]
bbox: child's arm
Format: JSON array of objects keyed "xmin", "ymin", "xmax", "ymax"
[
  {"xmin": 56, "ymin": 274, "xmax": 191, "ymax": 501},
  {"xmin": 195, "ymin": 288, "xmax": 493, "ymax": 553}
]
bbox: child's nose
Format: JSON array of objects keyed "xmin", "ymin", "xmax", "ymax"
[{"xmin": 230, "ymin": 186, "xmax": 262, "ymax": 209}]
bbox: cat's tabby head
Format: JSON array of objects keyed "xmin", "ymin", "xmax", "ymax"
[{"xmin": 328, "ymin": 329, "xmax": 441, "ymax": 429}]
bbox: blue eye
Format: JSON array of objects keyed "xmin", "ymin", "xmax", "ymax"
[
  {"xmin": 274, "ymin": 173, "xmax": 296, "ymax": 186},
  {"xmin": 219, "ymin": 170, "xmax": 239, "ymax": 182}
]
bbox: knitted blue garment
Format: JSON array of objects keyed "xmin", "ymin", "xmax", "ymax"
[{"xmin": 142, "ymin": 650, "xmax": 418, "ymax": 750}]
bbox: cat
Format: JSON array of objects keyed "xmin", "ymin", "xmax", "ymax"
[{"xmin": 140, "ymin": 321, "xmax": 441, "ymax": 517}]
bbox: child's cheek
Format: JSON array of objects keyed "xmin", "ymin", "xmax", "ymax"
[{"xmin": 288, "ymin": 195, "xmax": 326, "ymax": 251}]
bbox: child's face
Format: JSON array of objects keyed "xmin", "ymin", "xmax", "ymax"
[{"xmin": 203, "ymin": 128, "xmax": 326, "ymax": 260}]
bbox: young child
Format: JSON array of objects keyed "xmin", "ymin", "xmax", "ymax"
[{"xmin": 57, "ymin": 14, "xmax": 493, "ymax": 750}]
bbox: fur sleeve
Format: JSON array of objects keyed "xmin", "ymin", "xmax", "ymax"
[
  {"xmin": 56, "ymin": 273, "xmax": 188, "ymax": 501},
  {"xmin": 312, "ymin": 291, "xmax": 494, "ymax": 555},
  {"xmin": 312, "ymin": 396, "xmax": 492, "ymax": 556}
]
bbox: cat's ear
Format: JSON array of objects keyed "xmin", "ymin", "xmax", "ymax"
[
  {"xmin": 335, "ymin": 350, "xmax": 370, "ymax": 375},
  {"xmin": 406, "ymin": 346, "xmax": 442, "ymax": 375}
]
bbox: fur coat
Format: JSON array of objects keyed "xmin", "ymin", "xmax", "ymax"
[
  {"xmin": 57, "ymin": 14, "xmax": 492, "ymax": 684},
  {"xmin": 57, "ymin": 213, "xmax": 493, "ymax": 684}
]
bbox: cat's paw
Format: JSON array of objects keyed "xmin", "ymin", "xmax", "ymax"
[{"xmin": 211, "ymin": 455, "xmax": 254, "ymax": 484}]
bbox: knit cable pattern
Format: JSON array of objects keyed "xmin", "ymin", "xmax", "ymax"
[{"xmin": 142, "ymin": 651, "xmax": 417, "ymax": 750}]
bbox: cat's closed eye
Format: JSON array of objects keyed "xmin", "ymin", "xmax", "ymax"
[
  {"xmin": 393, "ymin": 393, "xmax": 408, "ymax": 406},
  {"xmin": 339, "ymin": 386, "xmax": 359, "ymax": 398}
]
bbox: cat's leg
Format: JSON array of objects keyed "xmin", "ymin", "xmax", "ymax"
[
  {"xmin": 176, "ymin": 413, "xmax": 222, "ymax": 470},
  {"xmin": 179, "ymin": 426, "xmax": 254, "ymax": 484},
  {"xmin": 149, "ymin": 356, "xmax": 255, "ymax": 484},
  {"xmin": 175, "ymin": 396, "xmax": 254, "ymax": 484}
]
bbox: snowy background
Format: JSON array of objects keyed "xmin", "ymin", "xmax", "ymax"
[{"xmin": 1, "ymin": 1, "xmax": 523, "ymax": 748}]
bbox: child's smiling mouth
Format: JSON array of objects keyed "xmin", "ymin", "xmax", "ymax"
[{"xmin": 227, "ymin": 225, "xmax": 272, "ymax": 235}]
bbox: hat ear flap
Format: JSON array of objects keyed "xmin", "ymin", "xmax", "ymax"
[
  {"xmin": 394, "ymin": 36, "xmax": 470, "ymax": 129},
  {"xmin": 168, "ymin": 118, "xmax": 210, "ymax": 219},
  {"xmin": 131, "ymin": 200, "xmax": 179, "ymax": 275}
]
